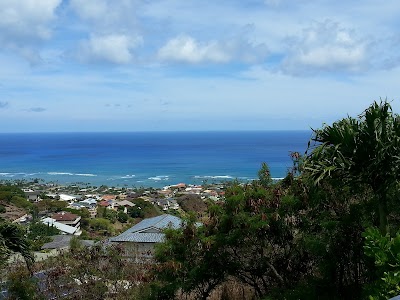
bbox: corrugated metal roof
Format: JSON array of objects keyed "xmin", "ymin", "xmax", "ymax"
[{"xmin": 110, "ymin": 214, "xmax": 182, "ymax": 243}]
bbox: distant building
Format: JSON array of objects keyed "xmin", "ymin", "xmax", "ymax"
[
  {"xmin": 113, "ymin": 200, "xmax": 135, "ymax": 213},
  {"xmin": 52, "ymin": 212, "xmax": 81, "ymax": 231},
  {"xmin": 24, "ymin": 190, "xmax": 42, "ymax": 202},
  {"xmin": 41, "ymin": 218, "xmax": 82, "ymax": 236},
  {"xmin": 157, "ymin": 198, "xmax": 179, "ymax": 211},
  {"xmin": 109, "ymin": 214, "xmax": 182, "ymax": 261},
  {"xmin": 41, "ymin": 235, "xmax": 95, "ymax": 250},
  {"xmin": 58, "ymin": 194, "xmax": 77, "ymax": 202},
  {"xmin": 70, "ymin": 201, "xmax": 97, "ymax": 218}
]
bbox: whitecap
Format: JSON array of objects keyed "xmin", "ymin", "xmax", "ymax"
[
  {"xmin": 75, "ymin": 173, "xmax": 97, "ymax": 177},
  {"xmin": 0, "ymin": 173, "xmax": 14, "ymax": 177},
  {"xmin": 120, "ymin": 175, "xmax": 136, "ymax": 179},
  {"xmin": 194, "ymin": 175, "xmax": 233, "ymax": 179},
  {"xmin": 0, "ymin": 172, "xmax": 27, "ymax": 177},
  {"xmin": 148, "ymin": 176, "xmax": 170, "ymax": 181},
  {"xmin": 48, "ymin": 172, "xmax": 74, "ymax": 176}
]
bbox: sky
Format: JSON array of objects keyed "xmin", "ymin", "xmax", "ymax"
[{"xmin": 1, "ymin": 0, "xmax": 400, "ymax": 132}]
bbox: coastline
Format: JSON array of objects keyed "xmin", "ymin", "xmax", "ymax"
[{"xmin": 0, "ymin": 131, "xmax": 309, "ymax": 188}]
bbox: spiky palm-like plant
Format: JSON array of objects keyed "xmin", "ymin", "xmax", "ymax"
[
  {"xmin": 0, "ymin": 222, "xmax": 34, "ymax": 271},
  {"xmin": 305, "ymin": 100, "xmax": 400, "ymax": 234}
]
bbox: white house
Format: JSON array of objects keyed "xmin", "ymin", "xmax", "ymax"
[{"xmin": 41, "ymin": 217, "xmax": 82, "ymax": 236}]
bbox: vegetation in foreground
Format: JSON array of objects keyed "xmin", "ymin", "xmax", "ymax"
[{"xmin": 2, "ymin": 100, "xmax": 400, "ymax": 299}]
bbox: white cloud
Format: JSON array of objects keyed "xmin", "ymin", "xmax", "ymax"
[
  {"xmin": 0, "ymin": 0, "xmax": 61, "ymax": 62},
  {"xmin": 78, "ymin": 34, "xmax": 142, "ymax": 64},
  {"xmin": 158, "ymin": 35, "xmax": 229, "ymax": 64},
  {"xmin": 158, "ymin": 35, "xmax": 267, "ymax": 64},
  {"xmin": 69, "ymin": 0, "xmax": 143, "ymax": 65},
  {"xmin": 281, "ymin": 20, "xmax": 369, "ymax": 75},
  {"xmin": 0, "ymin": 0, "xmax": 61, "ymax": 40}
]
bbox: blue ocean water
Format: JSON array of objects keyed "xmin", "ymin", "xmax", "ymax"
[{"xmin": 0, "ymin": 131, "xmax": 311, "ymax": 188}]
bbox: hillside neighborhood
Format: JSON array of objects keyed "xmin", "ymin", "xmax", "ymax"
[{"xmin": 0, "ymin": 179, "xmax": 225, "ymax": 256}]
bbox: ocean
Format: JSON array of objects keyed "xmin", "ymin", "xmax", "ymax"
[{"xmin": 0, "ymin": 131, "xmax": 311, "ymax": 188}]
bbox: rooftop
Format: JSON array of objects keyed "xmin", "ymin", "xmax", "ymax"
[
  {"xmin": 52, "ymin": 211, "xmax": 80, "ymax": 222},
  {"xmin": 110, "ymin": 214, "xmax": 182, "ymax": 243}
]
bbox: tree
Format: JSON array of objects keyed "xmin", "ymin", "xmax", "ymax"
[
  {"xmin": 154, "ymin": 215, "xmax": 227, "ymax": 300},
  {"xmin": 28, "ymin": 222, "xmax": 60, "ymax": 251},
  {"xmin": 154, "ymin": 166, "xmax": 311, "ymax": 299},
  {"xmin": 304, "ymin": 100, "xmax": 400, "ymax": 234},
  {"xmin": 117, "ymin": 211, "xmax": 128, "ymax": 223},
  {"xmin": 258, "ymin": 162, "xmax": 273, "ymax": 187},
  {"xmin": 0, "ymin": 222, "xmax": 34, "ymax": 271},
  {"xmin": 363, "ymin": 227, "xmax": 400, "ymax": 299}
]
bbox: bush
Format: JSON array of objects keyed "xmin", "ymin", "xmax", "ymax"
[
  {"xmin": 11, "ymin": 196, "xmax": 32, "ymax": 210},
  {"xmin": 89, "ymin": 218, "xmax": 112, "ymax": 234},
  {"xmin": 117, "ymin": 212, "xmax": 128, "ymax": 223}
]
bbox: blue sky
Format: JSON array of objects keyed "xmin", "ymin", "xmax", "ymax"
[{"xmin": 1, "ymin": 0, "xmax": 400, "ymax": 132}]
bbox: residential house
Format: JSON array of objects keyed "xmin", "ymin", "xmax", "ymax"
[
  {"xmin": 109, "ymin": 214, "xmax": 182, "ymax": 261},
  {"xmin": 41, "ymin": 218, "xmax": 82, "ymax": 236},
  {"xmin": 24, "ymin": 190, "xmax": 42, "ymax": 202},
  {"xmin": 157, "ymin": 198, "xmax": 179, "ymax": 211},
  {"xmin": 113, "ymin": 200, "xmax": 135, "ymax": 213},
  {"xmin": 70, "ymin": 200, "xmax": 97, "ymax": 218},
  {"xmin": 157, "ymin": 199, "xmax": 170, "ymax": 211},
  {"xmin": 41, "ymin": 235, "xmax": 95, "ymax": 250},
  {"xmin": 102, "ymin": 194, "xmax": 117, "ymax": 201},
  {"xmin": 168, "ymin": 199, "xmax": 179, "ymax": 210},
  {"xmin": 52, "ymin": 212, "xmax": 81, "ymax": 231},
  {"xmin": 98, "ymin": 200, "xmax": 115, "ymax": 210},
  {"xmin": 58, "ymin": 194, "xmax": 77, "ymax": 202}
]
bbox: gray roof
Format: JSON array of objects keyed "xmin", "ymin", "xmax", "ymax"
[
  {"xmin": 41, "ymin": 235, "xmax": 72, "ymax": 249},
  {"xmin": 109, "ymin": 214, "xmax": 182, "ymax": 243},
  {"xmin": 41, "ymin": 235, "xmax": 95, "ymax": 249}
]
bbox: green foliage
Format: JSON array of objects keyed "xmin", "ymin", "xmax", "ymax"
[
  {"xmin": 97, "ymin": 206, "xmax": 118, "ymax": 222},
  {"xmin": 305, "ymin": 100, "xmax": 400, "ymax": 233},
  {"xmin": 89, "ymin": 218, "xmax": 112, "ymax": 234},
  {"xmin": 364, "ymin": 227, "xmax": 400, "ymax": 299},
  {"xmin": 0, "ymin": 204, "xmax": 5, "ymax": 213},
  {"xmin": 0, "ymin": 222, "xmax": 34, "ymax": 270},
  {"xmin": 10, "ymin": 196, "xmax": 33, "ymax": 210},
  {"xmin": 6, "ymin": 244, "xmax": 155, "ymax": 300},
  {"xmin": 96, "ymin": 206, "xmax": 106, "ymax": 218},
  {"xmin": 28, "ymin": 222, "xmax": 59, "ymax": 239},
  {"xmin": 69, "ymin": 236, "xmax": 83, "ymax": 252},
  {"xmin": 154, "ymin": 176, "xmax": 313, "ymax": 299},
  {"xmin": 258, "ymin": 162, "xmax": 273, "ymax": 187},
  {"xmin": 27, "ymin": 222, "xmax": 60, "ymax": 251},
  {"xmin": 176, "ymin": 194, "xmax": 207, "ymax": 215},
  {"xmin": 127, "ymin": 206, "xmax": 144, "ymax": 218},
  {"xmin": 104, "ymin": 209, "xmax": 117, "ymax": 223},
  {"xmin": 154, "ymin": 214, "xmax": 227, "ymax": 300},
  {"xmin": 63, "ymin": 207, "xmax": 90, "ymax": 218},
  {"xmin": 128, "ymin": 199, "xmax": 159, "ymax": 218},
  {"xmin": 0, "ymin": 185, "xmax": 25, "ymax": 202},
  {"xmin": 117, "ymin": 211, "xmax": 129, "ymax": 223},
  {"xmin": 6, "ymin": 265, "xmax": 42, "ymax": 300},
  {"xmin": 35, "ymin": 199, "xmax": 67, "ymax": 213}
]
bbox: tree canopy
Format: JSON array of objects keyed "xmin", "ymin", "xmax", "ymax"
[{"xmin": 305, "ymin": 100, "xmax": 400, "ymax": 233}]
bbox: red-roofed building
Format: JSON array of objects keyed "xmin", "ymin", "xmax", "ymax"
[
  {"xmin": 52, "ymin": 211, "xmax": 81, "ymax": 230},
  {"xmin": 102, "ymin": 194, "xmax": 116, "ymax": 201}
]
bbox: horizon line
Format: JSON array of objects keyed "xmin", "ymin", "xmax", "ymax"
[{"xmin": 0, "ymin": 129, "xmax": 313, "ymax": 134}]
